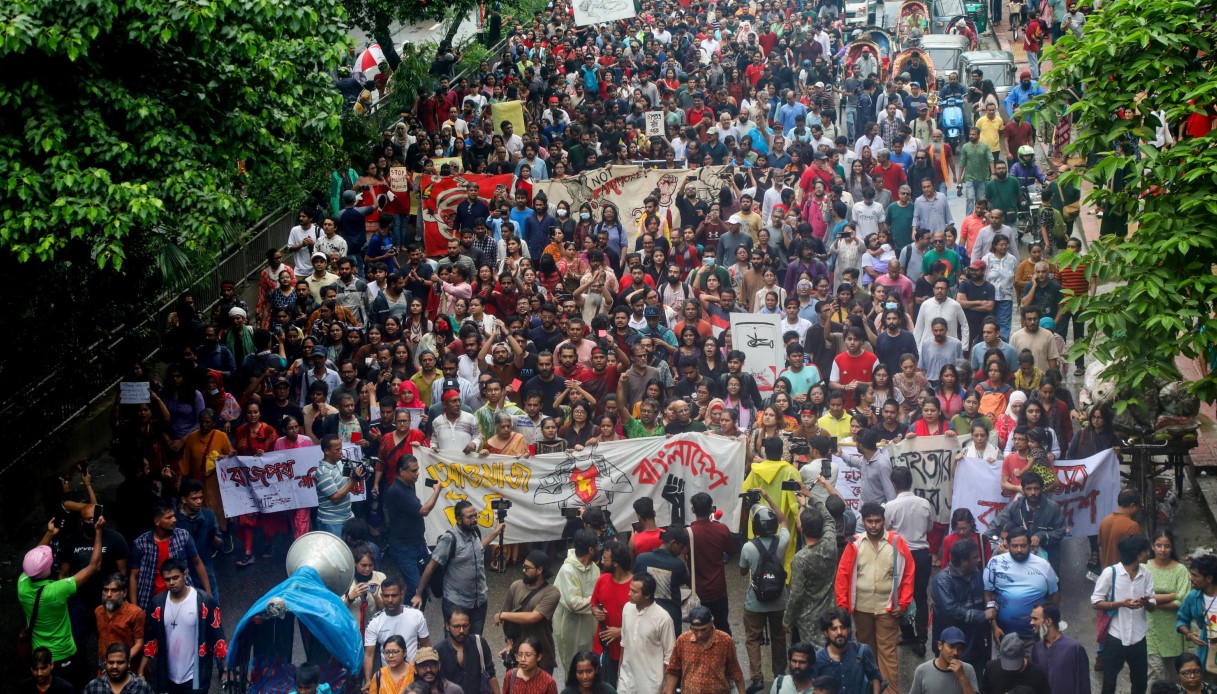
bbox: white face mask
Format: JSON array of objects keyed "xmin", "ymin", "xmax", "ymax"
[
  {"xmin": 580, "ymin": 212, "xmax": 591, "ymax": 220},
  {"xmin": 557, "ymin": 209, "xmax": 568, "ymax": 217}
]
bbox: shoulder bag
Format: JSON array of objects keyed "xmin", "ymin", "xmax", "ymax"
[
  {"xmin": 1094, "ymin": 565, "xmax": 1117, "ymax": 644},
  {"xmin": 681, "ymin": 525, "xmax": 701, "ymax": 622},
  {"xmin": 17, "ymin": 585, "xmax": 46, "ymax": 660}
]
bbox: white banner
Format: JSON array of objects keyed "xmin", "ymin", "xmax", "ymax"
[
  {"xmin": 533, "ymin": 165, "xmax": 730, "ymax": 246},
  {"xmin": 413, "ymin": 434, "xmax": 745, "ymax": 544},
  {"xmin": 573, "ymin": 0, "xmax": 636, "ymax": 26},
  {"xmin": 730, "ymin": 314, "xmax": 783, "ymax": 395},
  {"xmin": 831, "ymin": 435, "xmax": 956, "ymax": 521},
  {"xmin": 217, "ymin": 444, "xmax": 365, "ymax": 518},
  {"xmin": 951, "ymin": 449, "xmax": 1120, "ymax": 537},
  {"xmin": 644, "ymin": 111, "xmax": 664, "ymax": 137}
]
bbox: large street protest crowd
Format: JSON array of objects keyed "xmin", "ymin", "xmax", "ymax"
[{"xmin": 18, "ymin": 0, "xmax": 1217, "ymax": 694}]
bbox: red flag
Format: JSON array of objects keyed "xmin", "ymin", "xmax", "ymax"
[{"xmin": 420, "ymin": 173, "xmax": 516, "ymax": 256}]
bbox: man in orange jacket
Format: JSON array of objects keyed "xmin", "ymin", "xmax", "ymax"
[{"xmin": 835, "ymin": 501, "xmax": 916, "ymax": 693}]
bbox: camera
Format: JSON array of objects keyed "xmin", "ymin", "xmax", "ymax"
[
  {"xmin": 739, "ymin": 490, "xmax": 760, "ymax": 507},
  {"xmin": 560, "ymin": 507, "xmax": 581, "ymax": 518},
  {"xmin": 789, "ymin": 436, "xmax": 810, "ymax": 456},
  {"xmin": 425, "ymin": 478, "xmax": 438, "ymax": 488},
  {"xmin": 341, "ymin": 458, "xmax": 372, "ymax": 478},
  {"xmin": 492, "ymin": 498, "xmax": 513, "ymax": 522}
]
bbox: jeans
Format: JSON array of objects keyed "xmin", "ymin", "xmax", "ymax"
[
  {"xmin": 845, "ymin": 107, "xmax": 858, "ymax": 142},
  {"xmin": 1055, "ymin": 311, "xmax": 1085, "ymax": 367},
  {"xmin": 1027, "ymin": 51, "xmax": 1041, "ymax": 79},
  {"xmin": 389, "ymin": 541, "xmax": 429, "ymax": 605},
  {"xmin": 964, "ymin": 181, "xmax": 987, "ymax": 215},
  {"xmin": 1102, "ymin": 636, "xmax": 1148, "ymax": 694},
  {"xmin": 316, "ymin": 520, "xmax": 347, "ymax": 537},
  {"xmin": 900, "ymin": 548, "xmax": 932, "ymax": 644},
  {"xmin": 995, "ymin": 300, "xmax": 1013, "ymax": 341},
  {"xmin": 442, "ymin": 597, "xmax": 488, "ymax": 636},
  {"xmin": 391, "ymin": 213, "xmax": 413, "ymax": 248}
]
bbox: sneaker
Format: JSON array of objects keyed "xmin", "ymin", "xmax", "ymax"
[
  {"xmin": 912, "ymin": 643, "xmax": 927, "ymax": 658},
  {"xmin": 747, "ymin": 679, "xmax": 766, "ymax": 694}
]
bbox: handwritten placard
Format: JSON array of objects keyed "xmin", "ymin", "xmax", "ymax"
[{"xmin": 120, "ymin": 382, "xmax": 151, "ymax": 404}]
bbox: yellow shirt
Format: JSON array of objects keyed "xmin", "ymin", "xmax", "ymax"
[
  {"xmin": 736, "ymin": 210, "xmax": 764, "ymax": 242},
  {"xmin": 817, "ymin": 412, "xmax": 853, "ymax": 439},
  {"xmin": 854, "ymin": 537, "xmax": 895, "ymax": 614},
  {"xmin": 977, "ymin": 114, "xmax": 1004, "ymax": 153}
]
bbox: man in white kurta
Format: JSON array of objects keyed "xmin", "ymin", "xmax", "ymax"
[{"xmin": 619, "ymin": 573, "xmax": 675, "ymax": 694}]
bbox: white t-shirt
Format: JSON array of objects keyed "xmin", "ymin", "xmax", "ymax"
[
  {"xmin": 363, "ymin": 607, "xmax": 430, "ymax": 661},
  {"xmin": 288, "ymin": 225, "xmax": 318, "ymax": 275},
  {"xmin": 852, "ymin": 201, "xmax": 886, "ymax": 238},
  {"xmin": 165, "ymin": 588, "xmax": 199, "ymax": 684}
]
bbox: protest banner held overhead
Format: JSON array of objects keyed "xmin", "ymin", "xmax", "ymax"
[
  {"xmin": 730, "ymin": 314, "xmax": 783, "ymax": 395},
  {"xmin": 412, "ymin": 433, "xmax": 745, "ymax": 544},
  {"xmin": 216, "ymin": 444, "xmax": 365, "ymax": 518},
  {"xmin": 419, "ymin": 173, "xmax": 515, "ymax": 255}
]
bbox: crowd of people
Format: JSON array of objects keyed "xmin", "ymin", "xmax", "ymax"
[{"xmin": 16, "ymin": 1, "xmax": 1216, "ymax": 694}]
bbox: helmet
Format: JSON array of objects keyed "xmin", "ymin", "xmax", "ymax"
[
  {"xmin": 752, "ymin": 506, "xmax": 779, "ymax": 536},
  {"xmin": 341, "ymin": 190, "xmax": 358, "ymax": 206},
  {"xmin": 1017, "ymin": 145, "xmax": 1035, "ymax": 159}
]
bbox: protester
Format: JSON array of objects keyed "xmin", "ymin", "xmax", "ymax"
[
  {"xmin": 662, "ymin": 605, "xmax": 746, "ymax": 694},
  {"xmin": 617, "ymin": 573, "xmax": 674, "ymax": 694}
]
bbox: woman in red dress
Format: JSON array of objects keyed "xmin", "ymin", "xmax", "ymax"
[
  {"xmin": 272, "ymin": 415, "xmax": 315, "ymax": 538},
  {"xmin": 233, "ymin": 401, "xmax": 283, "ymax": 567}
]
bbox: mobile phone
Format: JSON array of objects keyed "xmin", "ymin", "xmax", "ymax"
[
  {"xmin": 425, "ymin": 478, "xmax": 438, "ymax": 488},
  {"xmin": 821, "ymin": 460, "xmax": 832, "ymax": 480},
  {"xmin": 828, "ymin": 437, "xmax": 838, "ymax": 451},
  {"xmin": 631, "ymin": 521, "xmax": 643, "ymax": 533},
  {"xmin": 53, "ymin": 513, "xmax": 67, "ymax": 530},
  {"xmin": 94, "ymin": 504, "xmax": 105, "ymax": 521},
  {"xmin": 780, "ymin": 480, "xmax": 801, "ymax": 492},
  {"xmin": 367, "ymin": 583, "xmax": 379, "ymax": 595}
]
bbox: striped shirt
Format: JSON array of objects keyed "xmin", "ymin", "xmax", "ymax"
[{"xmin": 1057, "ymin": 262, "xmax": 1089, "ymax": 298}]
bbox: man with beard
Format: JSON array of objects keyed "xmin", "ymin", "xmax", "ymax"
[
  {"xmin": 333, "ymin": 258, "xmax": 369, "ymax": 325},
  {"xmin": 495, "ymin": 550, "xmax": 561, "ymax": 673},
  {"xmin": 579, "ymin": 347, "xmax": 619, "ymax": 416},
  {"xmin": 874, "ymin": 309, "xmax": 919, "ymax": 374},
  {"xmin": 528, "ymin": 303, "xmax": 564, "ymax": 354},
  {"xmin": 784, "ymin": 500, "xmax": 838, "ymax": 648},
  {"xmin": 907, "ymin": 627, "xmax": 979, "ymax": 694},
  {"xmin": 932, "ymin": 538, "xmax": 992, "ymax": 680},
  {"xmin": 128, "ymin": 503, "xmax": 210, "ymax": 614},
  {"xmin": 522, "ymin": 352, "xmax": 567, "ymax": 418},
  {"xmin": 84, "ymin": 643, "xmax": 154, "ymax": 694},
  {"xmin": 956, "ymin": 260, "xmax": 996, "ymax": 350},
  {"xmin": 662, "ymin": 606, "xmax": 745, "ymax": 694},
  {"xmin": 94, "ymin": 573, "xmax": 145, "ymax": 667},
  {"xmin": 984, "ymin": 161, "xmax": 1022, "ymax": 218},
  {"xmin": 413, "ymin": 647, "xmax": 463, "ymax": 693},
  {"xmin": 813, "ymin": 609, "xmax": 883, "ymax": 694},
  {"xmin": 138, "ymin": 559, "xmax": 226, "ymax": 692},
  {"xmin": 314, "ymin": 393, "xmax": 372, "ymax": 453},
  {"xmin": 59, "ymin": 504, "xmax": 129, "ymax": 655},
  {"xmin": 1009, "ymin": 305, "xmax": 1060, "ymax": 373},
  {"xmin": 413, "ymin": 500, "xmax": 504, "ymax": 635},
  {"xmin": 363, "ymin": 578, "xmax": 430, "ymax": 681},
  {"xmin": 994, "ymin": 471, "xmax": 1067, "ymax": 573},
  {"xmin": 983, "ymin": 525, "xmax": 1060, "ymax": 649},
  {"xmin": 437, "ymin": 608, "xmax": 499, "ymax": 694}
]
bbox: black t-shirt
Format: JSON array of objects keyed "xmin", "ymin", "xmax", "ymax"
[
  {"xmin": 63, "ymin": 527, "xmax": 129, "ymax": 606},
  {"xmin": 664, "ymin": 420, "xmax": 708, "ymax": 435},
  {"xmin": 874, "ymin": 330, "xmax": 919, "ymax": 374},
  {"xmin": 260, "ymin": 400, "xmax": 305, "ymax": 436},
  {"xmin": 383, "ymin": 480, "xmax": 425, "ymax": 547},
  {"xmin": 958, "ymin": 280, "xmax": 996, "ymax": 321},
  {"xmin": 523, "ymin": 374, "xmax": 568, "ymax": 417},
  {"xmin": 914, "ymin": 276, "xmax": 937, "ymax": 301},
  {"xmin": 17, "ymin": 676, "xmax": 75, "ymax": 694},
  {"xmin": 528, "ymin": 325, "xmax": 564, "ymax": 354},
  {"xmin": 980, "ymin": 660, "xmax": 1052, "ymax": 694}
]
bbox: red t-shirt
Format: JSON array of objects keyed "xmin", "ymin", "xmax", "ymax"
[
  {"xmin": 631, "ymin": 529, "xmax": 663, "ymax": 556},
  {"xmin": 872, "ymin": 163, "xmax": 908, "ymax": 196},
  {"xmin": 832, "ymin": 350, "xmax": 879, "ymax": 408},
  {"xmin": 690, "ymin": 519, "xmax": 733, "ymax": 601},
  {"xmin": 1003, "ymin": 120, "xmax": 1035, "ymax": 153},
  {"xmin": 152, "ymin": 538, "xmax": 171, "ymax": 595},
  {"xmin": 590, "ymin": 574, "xmax": 632, "ymax": 660}
]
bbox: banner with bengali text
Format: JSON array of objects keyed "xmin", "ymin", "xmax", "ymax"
[{"xmin": 216, "ymin": 444, "xmax": 365, "ymax": 518}]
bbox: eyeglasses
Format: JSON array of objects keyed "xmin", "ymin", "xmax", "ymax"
[{"xmin": 1180, "ymin": 670, "xmax": 1204, "ymax": 678}]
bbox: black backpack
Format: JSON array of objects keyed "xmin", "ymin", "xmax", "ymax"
[
  {"xmin": 428, "ymin": 529, "xmax": 458, "ymax": 600},
  {"xmin": 750, "ymin": 536, "xmax": 786, "ymax": 602}
]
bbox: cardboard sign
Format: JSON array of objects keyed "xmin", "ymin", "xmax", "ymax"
[
  {"xmin": 388, "ymin": 166, "xmax": 410, "ymax": 193},
  {"xmin": 645, "ymin": 111, "xmax": 664, "ymax": 137},
  {"xmin": 120, "ymin": 382, "xmax": 151, "ymax": 404}
]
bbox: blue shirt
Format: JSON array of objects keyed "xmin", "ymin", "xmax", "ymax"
[
  {"xmin": 983, "ymin": 552, "xmax": 1059, "ymax": 638},
  {"xmin": 777, "ymin": 102, "xmax": 808, "ymax": 132},
  {"xmin": 813, "ymin": 641, "xmax": 882, "ymax": 694},
  {"xmin": 508, "ymin": 206, "xmax": 532, "ymax": 242},
  {"xmin": 314, "ymin": 460, "xmax": 353, "ymax": 526},
  {"xmin": 1005, "ymin": 82, "xmax": 1045, "ymax": 115},
  {"xmin": 889, "ymin": 150, "xmax": 914, "ymax": 172}
]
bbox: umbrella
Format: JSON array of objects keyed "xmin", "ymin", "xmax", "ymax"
[{"xmin": 355, "ymin": 44, "xmax": 386, "ymax": 79}]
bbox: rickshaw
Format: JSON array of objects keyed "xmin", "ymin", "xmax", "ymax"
[
  {"xmin": 946, "ymin": 15, "xmax": 981, "ymax": 50},
  {"xmin": 897, "ymin": 0, "xmax": 930, "ymax": 48},
  {"xmin": 891, "ymin": 48, "xmax": 937, "ymax": 92},
  {"xmin": 843, "ymin": 39, "xmax": 887, "ymax": 81},
  {"xmin": 224, "ymin": 534, "xmax": 362, "ymax": 694},
  {"xmin": 856, "ymin": 25, "xmax": 894, "ymax": 60}
]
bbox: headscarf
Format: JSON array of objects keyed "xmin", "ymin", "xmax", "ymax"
[
  {"xmin": 203, "ymin": 369, "xmax": 228, "ymax": 412},
  {"xmin": 1004, "ymin": 390, "xmax": 1027, "ymax": 419},
  {"xmin": 397, "ymin": 380, "xmax": 423, "ymax": 409}
]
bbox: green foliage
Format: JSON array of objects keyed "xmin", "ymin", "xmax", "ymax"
[
  {"xmin": 457, "ymin": 42, "xmax": 494, "ymax": 76},
  {"xmin": 0, "ymin": 0, "xmax": 351, "ymax": 270},
  {"xmin": 1029, "ymin": 0, "xmax": 1217, "ymax": 403}
]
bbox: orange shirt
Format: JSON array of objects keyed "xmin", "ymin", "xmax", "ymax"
[{"xmin": 95, "ymin": 601, "xmax": 145, "ymax": 663}]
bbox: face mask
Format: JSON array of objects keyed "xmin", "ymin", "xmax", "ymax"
[
  {"xmin": 207, "ymin": 388, "xmax": 220, "ymax": 396},
  {"xmin": 557, "ymin": 209, "xmax": 568, "ymax": 217},
  {"xmin": 580, "ymin": 212, "xmax": 590, "ymax": 220}
]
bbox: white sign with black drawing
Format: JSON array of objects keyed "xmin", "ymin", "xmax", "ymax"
[
  {"xmin": 730, "ymin": 314, "xmax": 783, "ymax": 395},
  {"xmin": 573, "ymin": 0, "xmax": 636, "ymax": 26}
]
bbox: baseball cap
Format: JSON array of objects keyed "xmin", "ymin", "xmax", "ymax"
[
  {"xmin": 999, "ymin": 633, "xmax": 1025, "ymax": 671},
  {"xmin": 814, "ymin": 81, "xmax": 825, "ymax": 89},
  {"xmin": 814, "ymin": 152, "xmax": 828, "ymax": 160},
  {"xmin": 687, "ymin": 605, "xmax": 714, "ymax": 627},
  {"xmin": 414, "ymin": 646, "xmax": 440, "ymax": 665},
  {"xmin": 311, "ymin": 346, "xmax": 328, "ymax": 357},
  {"xmin": 311, "ymin": 251, "xmax": 328, "ymax": 261},
  {"xmin": 441, "ymin": 378, "xmax": 460, "ymax": 392},
  {"xmin": 1020, "ymin": 69, "xmax": 1032, "ymax": 79},
  {"xmin": 910, "ymin": 81, "xmax": 921, "ymax": 88},
  {"xmin": 271, "ymin": 375, "xmax": 290, "ymax": 388},
  {"xmin": 970, "ymin": 259, "xmax": 987, "ymax": 270},
  {"xmin": 644, "ymin": 306, "xmax": 661, "ymax": 317},
  {"xmin": 940, "ymin": 626, "xmax": 968, "ymax": 645},
  {"xmin": 727, "ymin": 213, "xmax": 743, "ymax": 225}
]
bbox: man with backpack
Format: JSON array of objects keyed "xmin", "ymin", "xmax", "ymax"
[
  {"xmin": 413, "ymin": 499, "xmax": 505, "ymax": 636},
  {"xmin": 740, "ymin": 491, "xmax": 791, "ymax": 694},
  {"xmin": 835, "ymin": 501, "xmax": 915, "ymax": 694}
]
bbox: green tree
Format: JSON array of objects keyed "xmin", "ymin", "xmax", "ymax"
[
  {"xmin": 1031, "ymin": 0, "xmax": 1217, "ymax": 403},
  {"xmin": 0, "ymin": 0, "xmax": 351, "ymax": 271}
]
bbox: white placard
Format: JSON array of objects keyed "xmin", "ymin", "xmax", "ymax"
[
  {"xmin": 573, "ymin": 0, "xmax": 636, "ymax": 26},
  {"xmin": 644, "ymin": 111, "xmax": 664, "ymax": 137},
  {"xmin": 217, "ymin": 443, "xmax": 365, "ymax": 517},
  {"xmin": 120, "ymin": 382, "xmax": 151, "ymax": 404},
  {"xmin": 730, "ymin": 314, "xmax": 784, "ymax": 394}
]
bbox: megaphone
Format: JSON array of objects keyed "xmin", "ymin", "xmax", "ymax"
[{"xmin": 284, "ymin": 532, "xmax": 355, "ymax": 595}]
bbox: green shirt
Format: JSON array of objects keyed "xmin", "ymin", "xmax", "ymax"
[
  {"xmin": 886, "ymin": 201, "xmax": 915, "ymax": 249},
  {"xmin": 922, "ymin": 249, "xmax": 961, "ymax": 284},
  {"xmin": 959, "ymin": 142, "xmax": 994, "ymax": 183},
  {"xmin": 985, "ymin": 177, "xmax": 1023, "ymax": 217},
  {"xmin": 18, "ymin": 574, "xmax": 77, "ymax": 660},
  {"xmin": 625, "ymin": 418, "xmax": 665, "ymax": 438}
]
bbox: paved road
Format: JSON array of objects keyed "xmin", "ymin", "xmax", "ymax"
[{"xmin": 348, "ymin": 10, "xmax": 481, "ymax": 55}]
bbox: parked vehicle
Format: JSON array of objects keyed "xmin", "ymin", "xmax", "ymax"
[
  {"xmin": 845, "ymin": 0, "xmax": 883, "ymax": 26},
  {"xmin": 940, "ymin": 97, "xmax": 967, "ymax": 147},
  {"xmin": 930, "ymin": 0, "xmax": 966, "ymax": 32},
  {"xmin": 920, "ymin": 34, "xmax": 970, "ymax": 83},
  {"xmin": 959, "ymin": 50, "xmax": 1017, "ymax": 102}
]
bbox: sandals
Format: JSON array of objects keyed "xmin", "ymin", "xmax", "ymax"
[{"xmin": 237, "ymin": 554, "xmax": 256, "ymax": 568}]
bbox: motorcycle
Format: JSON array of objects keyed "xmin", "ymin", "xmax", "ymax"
[
  {"xmin": 1015, "ymin": 182, "xmax": 1043, "ymax": 246},
  {"xmin": 939, "ymin": 97, "xmax": 965, "ymax": 149}
]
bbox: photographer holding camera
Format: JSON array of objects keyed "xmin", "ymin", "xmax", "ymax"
[
  {"xmin": 314, "ymin": 434, "xmax": 366, "ymax": 536},
  {"xmin": 494, "ymin": 550, "xmax": 560, "ymax": 674}
]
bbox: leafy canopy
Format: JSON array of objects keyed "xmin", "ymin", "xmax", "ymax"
[
  {"xmin": 0, "ymin": 0, "xmax": 351, "ymax": 270},
  {"xmin": 1032, "ymin": 0, "xmax": 1217, "ymax": 403}
]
